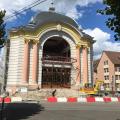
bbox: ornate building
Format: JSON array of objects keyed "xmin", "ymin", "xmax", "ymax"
[{"xmin": 6, "ymin": 10, "xmax": 94, "ymax": 93}]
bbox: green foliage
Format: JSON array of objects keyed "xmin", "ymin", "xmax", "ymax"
[
  {"xmin": 97, "ymin": 0, "xmax": 120, "ymax": 41},
  {"xmin": 0, "ymin": 10, "xmax": 6, "ymax": 47}
]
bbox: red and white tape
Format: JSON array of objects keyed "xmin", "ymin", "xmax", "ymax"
[
  {"xmin": 47, "ymin": 97, "xmax": 120, "ymax": 103},
  {"xmin": 0, "ymin": 97, "xmax": 11, "ymax": 103},
  {"xmin": 1, "ymin": 97, "xmax": 120, "ymax": 103}
]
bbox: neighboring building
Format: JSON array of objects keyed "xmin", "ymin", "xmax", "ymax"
[
  {"xmin": 94, "ymin": 51, "xmax": 120, "ymax": 91},
  {"xmin": 6, "ymin": 9, "xmax": 94, "ymax": 93}
]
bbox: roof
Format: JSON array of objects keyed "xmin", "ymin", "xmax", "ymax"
[
  {"xmin": 93, "ymin": 59, "xmax": 100, "ymax": 72},
  {"xmin": 10, "ymin": 11, "xmax": 94, "ymax": 42},
  {"xmin": 32, "ymin": 11, "xmax": 79, "ymax": 28},
  {"xmin": 105, "ymin": 51, "xmax": 120, "ymax": 65}
]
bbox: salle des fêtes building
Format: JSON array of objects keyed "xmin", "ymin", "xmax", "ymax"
[{"xmin": 5, "ymin": 9, "xmax": 94, "ymax": 93}]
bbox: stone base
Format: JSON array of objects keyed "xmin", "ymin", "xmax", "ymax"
[{"xmin": 28, "ymin": 84, "xmax": 39, "ymax": 90}]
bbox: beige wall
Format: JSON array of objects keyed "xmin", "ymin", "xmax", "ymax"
[
  {"xmin": 97, "ymin": 52, "xmax": 114, "ymax": 82},
  {"xmin": 96, "ymin": 52, "xmax": 115, "ymax": 90}
]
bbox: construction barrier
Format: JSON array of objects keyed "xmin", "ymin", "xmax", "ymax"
[
  {"xmin": 77, "ymin": 97, "xmax": 87, "ymax": 102},
  {"xmin": 95, "ymin": 97, "xmax": 104, "ymax": 102},
  {"xmin": 67, "ymin": 97, "xmax": 77, "ymax": 102},
  {"xmin": 0, "ymin": 97, "xmax": 3, "ymax": 102},
  {"xmin": 0, "ymin": 97, "xmax": 11, "ymax": 103},
  {"xmin": 103, "ymin": 97, "xmax": 111, "ymax": 102},
  {"xmin": 57, "ymin": 97, "xmax": 67, "ymax": 102},
  {"xmin": 86, "ymin": 97, "xmax": 95, "ymax": 102},
  {"xmin": 47, "ymin": 97, "xmax": 57, "ymax": 102},
  {"xmin": 47, "ymin": 97, "xmax": 120, "ymax": 103},
  {"xmin": 111, "ymin": 97, "xmax": 118, "ymax": 102}
]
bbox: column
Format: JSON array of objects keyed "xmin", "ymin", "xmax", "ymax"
[
  {"xmin": 22, "ymin": 40, "xmax": 29, "ymax": 84},
  {"xmin": 82, "ymin": 46, "xmax": 88, "ymax": 84},
  {"xmin": 32, "ymin": 41, "xmax": 38, "ymax": 84},
  {"xmin": 76, "ymin": 46, "xmax": 81, "ymax": 84},
  {"xmin": 88, "ymin": 47, "xmax": 91, "ymax": 83}
]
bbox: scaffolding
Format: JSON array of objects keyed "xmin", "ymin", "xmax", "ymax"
[{"xmin": 41, "ymin": 55, "xmax": 77, "ymax": 88}]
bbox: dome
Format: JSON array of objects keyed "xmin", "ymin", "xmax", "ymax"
[{"xmin": 31, "ymin": 11, "xmax": 79, "ymax": 28}]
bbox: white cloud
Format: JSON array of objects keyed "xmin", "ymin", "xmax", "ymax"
[
  {"xmin": 0, "ymin": 0, "xmax": 102, "ymax": 21},
  {"xmin": 66, "ymin": 8, "xmax": 83, "ymax": 19},
  {"xmin": 84, "ymin": 28, "xmax": 120, "ymax": 59}
]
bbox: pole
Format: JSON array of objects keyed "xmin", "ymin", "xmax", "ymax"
[{"xmin": 1, "ymin": 97, "xmax": 5, "ymax": 120}]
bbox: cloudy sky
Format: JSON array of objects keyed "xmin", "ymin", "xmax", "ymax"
[{"xmin": 0, "ymin": 0, "xmax": 120, "ymax": 60}]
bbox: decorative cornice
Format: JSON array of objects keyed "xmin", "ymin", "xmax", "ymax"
[
  {"xmin": 24, "ymin": 38, "xmax": 30, "ymax": 43},
  {"xmin": 32, "ymin": 39, "xmax": 39, "ymax": 44}
]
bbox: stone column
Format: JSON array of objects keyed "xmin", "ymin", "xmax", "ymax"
[
  {"xmin": 32, "ymin": 41, "xmax": 38, "ymax": 85},
  {"xmin": 76, "ymin": 46, "xmax": 81, "ymax": 84},
  {"xmin": 22, "ymin": 39, "xmax": 29, "ymax": 84},
  {"xmin": 82, "ymin": 46, "xmax": 88, "ymax": 84}
]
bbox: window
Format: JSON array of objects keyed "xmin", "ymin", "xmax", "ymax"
[
  {"xmin": 104, "ymin": 75, "xmax": 109, "ymax": 80},
  {"xmin": 104, "ymin": 60, "xmax": 108, "ymax": 65},
  {"xmin": 115, "ymin": 67, "xmax": 118, "ymax": 72},
  {"xmin": 115, "ymin": 67, "xmax": 120, "ymax": 72},
  {"xmin": 115, "ymin": 75, "xmax": 118, "ymax": 80},
  {"xmin": 104, "ymin": 68, "xmax": 109, "ymax": 73}
]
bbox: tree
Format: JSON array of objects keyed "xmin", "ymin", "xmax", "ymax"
[
  {"xmin": 0, "ymin": 10, "xmax": 6, "ymax": 48},
  {"xmin": 97, "ymin": 0, "xmax": 120, "ymax": 41}
]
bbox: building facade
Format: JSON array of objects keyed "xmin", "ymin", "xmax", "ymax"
[
  {"xmin": 6, "ymin": 11, "xmax": 94, "ymax": 93},
  {"xmin": 94, "ymin": 51, "xmax": 120, "ymax": 91}
]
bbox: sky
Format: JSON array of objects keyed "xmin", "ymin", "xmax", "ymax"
[{"xmin": 0, "ymin": 0, "xmax": 120, "ymax": 60}]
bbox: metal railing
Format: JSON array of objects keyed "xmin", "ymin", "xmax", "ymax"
[{"xmin": 41, "ymin": 56, "xmax": 77, "ymax": 64}]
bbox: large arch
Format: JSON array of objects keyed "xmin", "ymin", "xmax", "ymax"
[
  {"xmin": 42, "ymin": 36, "xmax": 71, "ymax": 88},
  {"xmin": 37, "ymin": 30, "xmax": 77, "ymax": 88}
]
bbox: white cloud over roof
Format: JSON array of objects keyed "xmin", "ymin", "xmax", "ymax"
[{"xmin": 84, "ymin": 28, "xmax": 120, "ymax": 59}]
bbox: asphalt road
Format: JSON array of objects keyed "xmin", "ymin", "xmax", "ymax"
[{"xmin": 1, "ymin": 102, "xmax": 120, "ymax": 120}]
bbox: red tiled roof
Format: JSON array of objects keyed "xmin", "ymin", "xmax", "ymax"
[{"xmin": 105, "ymin": 51, "xmax": 120, "ymax": 64}]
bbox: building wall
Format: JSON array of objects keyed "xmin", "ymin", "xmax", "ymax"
[
  {"xmin": 96, "ymin": 52, "xmax": 115, "ymax": 90},
  {"xmin": 93, "ymin": 72, "xmax": 97, "ymax": 84},
  {"xmin": 7, "ymin": 37, "xmax": 24, "ymax": 87}
]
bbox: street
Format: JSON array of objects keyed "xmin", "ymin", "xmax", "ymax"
[{"xmin": 1, "ymin": 102, "xmax": 120, "ymax": 120}]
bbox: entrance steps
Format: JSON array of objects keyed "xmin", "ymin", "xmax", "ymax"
[{"xmin": 13, "ymin": 89, "xmax": 86, "ymax": 101}]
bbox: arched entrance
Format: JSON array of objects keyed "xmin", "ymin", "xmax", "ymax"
[{"xmin": 41, "ymin": 36, "xmax": 72, "ymax": 88}]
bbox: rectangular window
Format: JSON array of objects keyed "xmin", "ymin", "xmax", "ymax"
[
  {"xmin": 115, "ymin": 75, "xmax": 118, "ymax": 80},
  {"xmin": 115, "ymin": 67, "xmax": 117, "ymax": 72},
  {"xmin": 104, "ymin": 60, "xmax": 108, "ymax": 65},
  {"xmin": 119, "ymin": 67, "xmax": 120, "ymax": 72},
  {"xmin": 104, "ymin": 75, "xmax": 109, "ymax": 80},
  {"xmin": 104, "ymin": 68, "xmax": 109, "ymax": 73},
  {"xmin": 106, "ymin": 60, "xmax": 108, "ymax": 65}
]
